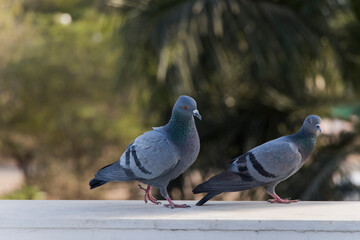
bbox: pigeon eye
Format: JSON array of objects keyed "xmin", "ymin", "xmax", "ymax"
[{"xmin": 183, "ymin": 105, "xmax": 188, "ymax": 109}]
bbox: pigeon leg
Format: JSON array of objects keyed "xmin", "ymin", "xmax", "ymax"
[
  {"xmin": 138, "ymin": 184, "xmax": 148, "ymax": 203},
  {"xmin": 267, "ymin": 193, "xmax": 298, "ymax": 204},
  {"xmin": 146, "ymin": 186, "xmax": 161, "ymax": 205},
  {"xmin": 164, "ymin": 197, "xmax": 191, "ymax": 209},
  {"xmin": 138, "ymin": 185, "xmax": 161, "ymax": 205},
  {"xmin": 159, "ymin": 187, "xmax": 190, "ymax": 208}
]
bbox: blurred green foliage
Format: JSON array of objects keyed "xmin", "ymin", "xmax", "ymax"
[
  {"xmin": 0, "ymin": 0, "xmax": 359, "ymax": 200},
  {"xmin": 0, "ymin": 0, "xmax": 145, "ymax": 199},
  {"xmin": 1, "ymin": 185, "xmax": 46, "ymax": 200}
]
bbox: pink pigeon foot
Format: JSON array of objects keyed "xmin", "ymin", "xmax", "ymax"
[
  {"xmin": 164, "ymin": 197, "xmax": 191, "ymax": 209},
  {"xmin": 267, "ymin": 193, "xmax": 298, "ymax": 204},
  {"xmin": 138, "ymin": 185, "xmax": 161, "ymax": 205}
]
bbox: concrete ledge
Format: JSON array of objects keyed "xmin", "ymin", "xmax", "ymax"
[{"xmin": 0, "ymin": 200, "xmax": 359, "ymax": 239}]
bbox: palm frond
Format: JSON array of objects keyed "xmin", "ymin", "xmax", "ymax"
[{"xmin": 113, "ymin": 0, "xmax": 347, "ymax": 105}]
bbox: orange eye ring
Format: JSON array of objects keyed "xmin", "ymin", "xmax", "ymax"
[{"xmin": 183, "ymin": 105, "xmax": 188, "ymax": 109}]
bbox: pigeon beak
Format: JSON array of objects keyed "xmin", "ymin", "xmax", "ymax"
[
  {"xmin": 316, "ymin": 124, "xmax": 321, "ymax": 133},
  {"xmin": 193, "ymin": 109, "xmax": 202, "ymax": 120}
]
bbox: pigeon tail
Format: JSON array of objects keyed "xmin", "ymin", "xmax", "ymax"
[
  {"xmin": 196, "ymin": 193, "xmax": 220, "ymax": 206},
  {"xmin": 89, "ymin": 178, "xmax": 108, "ymax": 189},
  {"xmin": 89, "ymin": 162, "xmax": 136, "ymax": 190},
  {"xmin": 193, "ymin": 170, "xmax": 263, "ymax": 193}
]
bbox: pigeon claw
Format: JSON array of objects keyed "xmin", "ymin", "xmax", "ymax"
[
  {"xmin": 267, "ymin": 193, "xmax": 299, "ymax": 204},
  {"xmin": 164, "ymin": 204, "xmax": 174, "ymax": 209},
  {"xmin": 149, "ymin": 198, "xmax": 162, "ymax": 205},
  {"xmin": 165, "ymin": 197, "xmax": 191, "ymax": 209},
  {"xmin": 164, "ymin": 203, "xmax": 191, "ymax": 209},
  {"xmin": 138, "ymin": 184, "xmax": 161, "ymax": 205},
  {"xmin": 267, "ymin": 198, "xmax": 298, "ymax": 204}
]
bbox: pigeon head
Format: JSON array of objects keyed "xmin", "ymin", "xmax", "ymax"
[
  {"xmin": 173, "ymin": 95, "xmax": 202, "ymax": 120},
  {"xmin": 301, "ymin": 115, "xmax": 321, "ymax": 136}
]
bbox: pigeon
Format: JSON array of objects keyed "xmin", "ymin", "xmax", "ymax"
[
  {"xmin": 89, "ymin": 95, "xmax": 201, "ymax": 208},
  {"xmin": 193, "ymin": 115, "xmax": 321, "ymax": 205}
]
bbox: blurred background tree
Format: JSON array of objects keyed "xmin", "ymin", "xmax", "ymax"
[{"xmin": 0, "ymin": 0, "xmax": 359, "ymax": 201}]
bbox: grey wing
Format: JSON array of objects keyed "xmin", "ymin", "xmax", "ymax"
[
  {"xmin": 118, "ymin": 130, "xmax": 180, "ymax": 180},
  {"xmin": 228, "ymin": 140, "xmax": 302, "ymax": 184}
]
